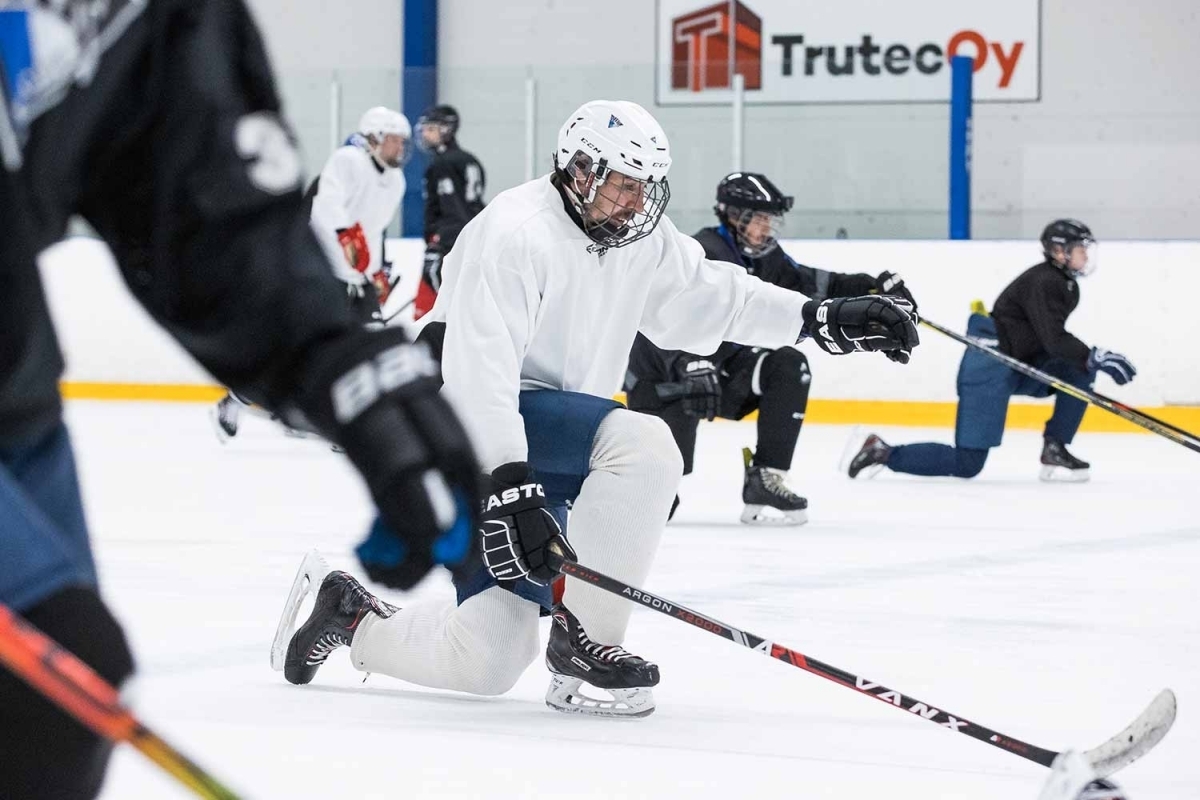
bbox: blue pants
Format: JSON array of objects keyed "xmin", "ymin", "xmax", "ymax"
[
  {"xmin": 367, "ymin": 390, "xmax": 622, "ymax": 611},
  {"xmin": 0, "ymin": 424, "xmax": 97, "ymax": 612},
  {"xmin": 888, "ymin": 314, "xmax": 1094, "ymax": 478}
]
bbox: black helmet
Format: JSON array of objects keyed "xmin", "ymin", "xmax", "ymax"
[
  {"xmin": 716, "ymin": 172, "xmax": 793, "ymax": 215},
  {"xmin": 1041, "ymin": 219, "xmax": 1096, "ymax": 276},
  {"xmin": 416, "ymin": 104, "xmax": 460, "ymax": 151},
  {"xmin": 715, "ymin": 172, "xmax": 793, "ymax": 257}
]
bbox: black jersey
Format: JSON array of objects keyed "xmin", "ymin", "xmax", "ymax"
[
  {"xmin": 626, "ymin": 226, "xmax": 876, "ymax": 385},
  {"xmin": 422, "ymin": 143, "xmax": 485, "ymax": 250},
  {"xmin": 992, "ymin": 261, "xmax": 1090, "ymax": 370},
  {"xmin": 0, "ymin": 0, "xmax": 365, "ymax": 445}
]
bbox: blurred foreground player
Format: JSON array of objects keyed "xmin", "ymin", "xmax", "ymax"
[
  {"xmin": 626, "ymin": 171, "xmax": 918, "ymax": 524},
  {"xmin": 211, "ymin": 105, "xmax": 411, "ymax": 441},
  {"xmin": 849, "ymin": 220, "xmax": 1136, "ymax": 483},
  {"xmin": 0, "ymin": 3, "xmax": 479, "ymax": 798},
  {"xmin": 275, "ymin": 100, "xmax": 919, "ymax": 718}
]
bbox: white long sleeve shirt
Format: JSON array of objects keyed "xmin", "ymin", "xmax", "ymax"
[
  {"xmin": 425, "ymin": 175, "xmax": 810, "ymax": 472},
  {"xmin": 309, "ymin": 141, "xmax": 405, "ymax": 284}
]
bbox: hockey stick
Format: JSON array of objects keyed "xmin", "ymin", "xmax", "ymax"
[
  {"xmin": 0, "ymin": 604, "xmax": 242, "ymax": 800},
  {"xmin": 921, "ymin": 317, "xmax": 1200, "ymax": 454},
  {"xmin": 380, "ymin": 295, "xmax": 416, "ymax": 325},
  {"xmin": 548, "ymin": 549, "xmax": 1176, "ymax": 776}
]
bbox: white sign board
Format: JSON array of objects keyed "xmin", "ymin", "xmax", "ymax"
[{"xmin": 656, "ymin": 0, "xmax": 1041, "ymax": 105}]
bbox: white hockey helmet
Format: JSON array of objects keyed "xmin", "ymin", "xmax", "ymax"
[
  {"xmin": 357, "ymin": 106, "xmax": 412, "ymax": 168},
  {"xmin": 553, "ymin": 100, "xmax": 672, "ymax": 250}
]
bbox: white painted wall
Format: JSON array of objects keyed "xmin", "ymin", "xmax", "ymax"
[
  {"xmin": 244, "ymin": 0, "xmax": 404, "ymax": 180},
  {"xmin": 39, "ymin": 237, "xmax": 1200, "ymax": 405},
  {"xmin": 437, "ymin": 0, "xmax": 1200, "ymax": 240}
]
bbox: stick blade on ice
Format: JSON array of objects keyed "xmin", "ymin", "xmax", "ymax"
[{"xmin": 1085, "ymin": 689, "xmax": 1177, "ymax": 777}]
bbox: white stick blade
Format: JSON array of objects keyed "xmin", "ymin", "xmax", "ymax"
[{"xmin": 1084, "ymin": 688, "xmax": 1177, "ymax": 777}]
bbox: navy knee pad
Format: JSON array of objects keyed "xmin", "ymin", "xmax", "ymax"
[
  {"xmin": 955, "ymin": 447, "xmax": 989, "ymax": 478},
  {"xmin": 0, "ymin": 587, "xmax": 134, "ymax": 800}
]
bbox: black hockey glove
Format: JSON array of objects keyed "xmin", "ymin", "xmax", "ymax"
[
  {"xmin": 801, "ymin": 295, "xmax": 919, "ymax": 360},
  {"xmin": 480, "ymin": 462, "xmax": 576, "ymax": 585},
  {"xmin": 655, "ymin": 357, "xmax": 721, "ymax": 421},
  {"xmin": 290, "ymin": 326, "xmax": 482, "ymax": 590},
  {"xmin": 874, "ymin": 271, "xmax": 917, "ymax": 310}
]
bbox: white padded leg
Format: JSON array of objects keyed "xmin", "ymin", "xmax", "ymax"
[
  {"xmin": 349, "ymin": 586, "xmax": 540, "ymax": 696},
  {"xmin": 562, "ymin": 409, "xmax": 682, "ymax": 645}
]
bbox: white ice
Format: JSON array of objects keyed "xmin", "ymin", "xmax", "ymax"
[{"xmin": 71, "ymin": 400, "xmax": 1195, "ymax": 799}]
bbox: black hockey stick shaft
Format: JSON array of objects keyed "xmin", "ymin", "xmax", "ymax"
[
  {"xmin": 921, "ymin": 317, "xmax": 1200, "ymax": 453},
  {"xmin": 551, "ymin": 554, "xmax": 1059, "ymax": 767}
]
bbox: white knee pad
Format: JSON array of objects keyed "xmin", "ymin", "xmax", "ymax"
[
  {"xmin": 350, "ymin": 587, "xmax": 541, "ymax": 696},
  {"xmin": 562, "ymin": 409, "xmax": 682, "ymax": 645}
]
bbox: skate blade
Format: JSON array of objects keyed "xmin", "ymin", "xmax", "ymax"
[
  {"xmin": 740, "ymin": 504, "xmax": 808, "ymax": 526},
  {"xmin": 270, "ymin": 549, "xmax": 332, "ymax": 671},
  {"xmin": 545, "ymin": 674, "xmax": 656, "ymax": 719},
  {"xmin": 208, "ymin": 406, "xmax": 234, "ymax": 445},
  {"xmin": 836, "ymin": 425, "xmax": 865, "ymax": 473},
  {"xmin": 1039, "ymin": 465, "xmax": 1091, "ymax": 483}
]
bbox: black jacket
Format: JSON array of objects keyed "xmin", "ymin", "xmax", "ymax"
[
  {"xmin": 1, "ymin": 0, "xmax": 368, "ymax": 445},
  {"xmin": 422, "ymin": 143, "xmax": 485, "ymax": 249},
  {"xmin": 626, "ymin": 225, "xmax": 876, "ymax": 388},
  {"xmin": 992, "ymin": 261, "xmax": 1090, "ymax": 370}
]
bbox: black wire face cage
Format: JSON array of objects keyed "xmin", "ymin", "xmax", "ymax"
[
  {"xmin": 415, "ymin": 118, "xmax": 454, "ymax": 153},
  {"xmin": 563, "ymin": 152, "xmax": 671, "ymax": 250},
  {"xmin": 726, "ymin": 206, "xmax": 786, "ymax": 258}
]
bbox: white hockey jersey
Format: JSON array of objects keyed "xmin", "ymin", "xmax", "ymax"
[
  {"xmin": 425, "ymin": 176, "xmax": 811, "ymax": 472},
  {"xmin": 309, "ymin": 139, "xmax": 405, "ymax": 284}
]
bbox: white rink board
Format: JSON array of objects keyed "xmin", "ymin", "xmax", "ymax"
[{"xmin": 40, "ymin": 236, "xmax": 1200, "ymax": 405}]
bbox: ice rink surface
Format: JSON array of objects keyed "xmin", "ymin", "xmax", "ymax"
[{"xmin": 71, "ymin": 400, "xmax": 1195, "ymax": 799}]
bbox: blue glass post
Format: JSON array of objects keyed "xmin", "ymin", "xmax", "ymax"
[
  {"xmin": 402, "ymin": 0, "xmax": 437, "ymax": 237},
  {"xmin": 949, "ymin": 55, "xmax": 973, "ymax": 240}
]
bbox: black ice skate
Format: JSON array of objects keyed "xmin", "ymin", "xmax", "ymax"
[
  {"xmin": 847, "ymin": 433, "xmax": 892, "ymax": 479},
  {"xmin": 740, "ymin": 448, "xmax": 807, "ymax": 526},
  {"xmin": 209, "ymin": 394, "xmax": 240, "ymax": 443},
  {"xmin": 545, "ymin": 606, "xmax": 659, "ymax": 718},
  {"xmin": 1039, "ymin": 437, "xmax": 1091, "ymax": 483},
  {"xmin": 270, "ymin": 550, "xmax": 396, "ymax": 685}
]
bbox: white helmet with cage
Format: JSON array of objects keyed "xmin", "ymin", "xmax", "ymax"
[
  {"xmin": 357, "ymin": 106, "xmax": 412, "ymax": 168},
  {"xmin": 553, "ymin": 100, "xmax": 672, "ymax": 249}
]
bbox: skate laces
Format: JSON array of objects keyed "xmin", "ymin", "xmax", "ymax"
[
  {"xmin": 306, "ymin": 631, "xmax": 349, "ymax": 666},
  {"xmin": 760, "ymin": 468, "xmax": 802, "ymax": 502},
  {"xmin": 576, "ymin": 630, "xmax": 634, "ymax": 663}
]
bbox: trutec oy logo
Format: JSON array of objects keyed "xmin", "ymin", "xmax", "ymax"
[
  {"xmin": 770, "ymin": 29, "xmax": 1025, "ymax": 88},
  {"xmin": 671, "ymin": 1, "xmax": 763, "ymax": 92}
]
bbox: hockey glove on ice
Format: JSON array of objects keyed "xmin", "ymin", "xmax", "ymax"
[
  {"xmin": 292, "ymin": 326, "xmax": 482, "ymax": 590},
  {"xmin": 1088, "ymin": 347, "xmax": 1136, "ymax": 385},
  {"xmin": 655, "ymin": 357, "xmax": 721, "ymax": 421},
  {"xmin": 480, "ymin": 462, "xmax": 576, "ymax": 586},
  {"xmin": 801, "ymin": 295, "xmax": 919, "ymax": 361}
]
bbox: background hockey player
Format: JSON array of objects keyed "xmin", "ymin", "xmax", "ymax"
[
  {"xmin": 277, "ymin": 100, "xmax": 919, "ymax": 718},
  {"xmin": 625, "ymin": 172, "xmax": 918, "ymax": 524},
  {"xmin": 211, "ymin": 106, "xmax": 411, "ymax": 441},
  {"xmin": 848, "ymin": 220, "xmax": 1136, "ymax": 482},
  {"xmin": 412, "ymin": 104, "xmax": 486, "ymax": 319},
  {"xmin": 0, "ymin": 3, "xmax": 480, "ymax": 797}
]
